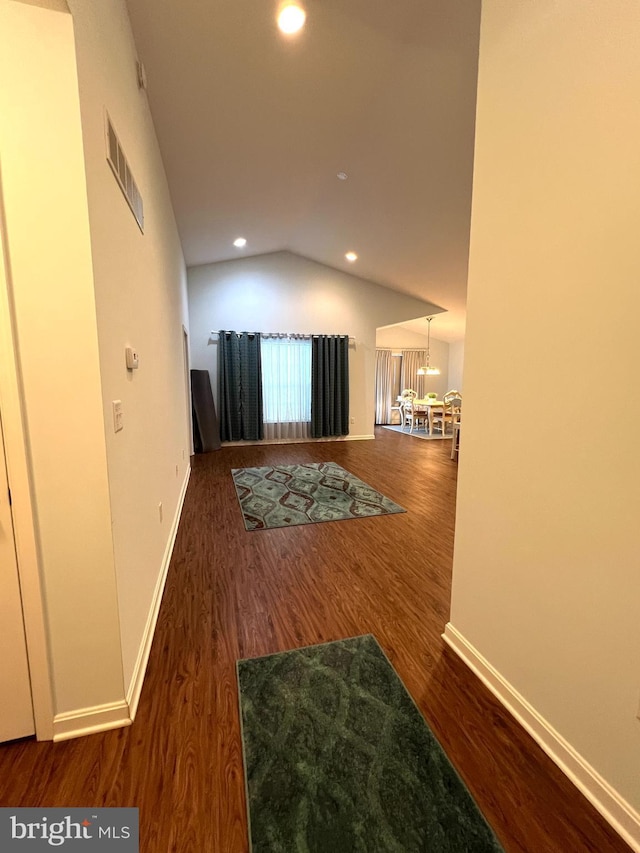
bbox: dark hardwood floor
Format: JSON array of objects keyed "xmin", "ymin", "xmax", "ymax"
[{"xmin": 0, "ymin": 428, "xmax": 631, "ymax": 852}]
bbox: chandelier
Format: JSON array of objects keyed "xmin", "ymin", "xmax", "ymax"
[{"xmin": 417, "ymin": 316, "xmax": 440, "ymax": 376}]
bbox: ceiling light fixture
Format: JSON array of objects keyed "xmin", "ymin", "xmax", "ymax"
[
  {"xmin": 345, "ymin": 252, "xmax": 358, "ymax": 262},
  {"xmin": 337, "ymin": 171, "xmax": 348, "ymax": 181},
  {"xmin": 278, "ymin": 4, "xmax": 306, "ymax": 34},
  {"xmin": 417, "ymin": 316, "xmax": 441, "ymax": 376},
  {"xmin": 233, "ymin": 237, "xmax": 247, "ymax": 248}
]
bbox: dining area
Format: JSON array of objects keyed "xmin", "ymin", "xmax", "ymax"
[
  {"xmin": 391, "ymin": 389, "xmax": 462, "ymax": 459},
  {"xmin": 374, "ymin": 319, "xmax": 464, "ymax": 460}
]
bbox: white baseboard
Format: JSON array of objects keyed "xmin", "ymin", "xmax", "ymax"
[
  {"xmin": 223, "ymin": 433, "xmax": 374, "ymax": 446},
  {"xmin": 53, "ymin": 700, "xmax": 131, "ymax": 742},
  {"xmin": 442, "ymin": 622, "xmax": 640, "ymax": 853},
  {"xmin": 126, "ymin": 465, "xmax": 191, "ymax": 719}
]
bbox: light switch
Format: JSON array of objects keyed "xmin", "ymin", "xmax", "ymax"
[
  {"xmin": 112, "ymin": 400, "xmax": 123, "ymax": 432},
  {"xmin": 125, "ymin": 346, "xmax": 139, "ymax": 370}
]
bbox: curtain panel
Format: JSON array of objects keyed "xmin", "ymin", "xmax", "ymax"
[
  {"xmin": 400, "ymin": 349, "xmax": 427, "ymax": 398},
  {"xmin": 218, "ymin": 331, "xmax": 264, "ymax": 441},
  {"xmin": 374, "ymin": 349, "xmax": 394, "ymax": 424},
  {"xmin": 311, "ymin": 335, "xmax": 349, "ymax": 438},
  {"xmin": 261, "ymin": 334, "xmax": 312, "ymax": 440}
]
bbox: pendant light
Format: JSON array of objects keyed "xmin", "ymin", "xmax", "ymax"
[{"xmin": 417, "ymin": 316, "xmax": 440, "ymax": 376}]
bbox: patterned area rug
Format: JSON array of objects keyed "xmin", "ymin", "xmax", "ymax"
[
  {"xmin": 231, "ymin": 462, "xmax": 405, "ymax": 531},
  {"xmin": 237, "ymin": 635, "xmax": 504, "ymax": 853}
]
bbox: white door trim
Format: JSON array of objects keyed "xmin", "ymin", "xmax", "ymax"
[
  {"xmin": 182, "ymin": 325, "xmax": 193, "ymax": 457},
  {"xmin": 0, "ymin": 183, "xmax": 54, "ymax": 740}
]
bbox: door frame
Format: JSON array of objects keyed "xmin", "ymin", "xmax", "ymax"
[
  {"xmin": 182, "ymin": 325, "xmax": 193, "ymax": 457},
  {"xmin": 0, "ymin": 178, "xmax": 54, "ymax": 740}
]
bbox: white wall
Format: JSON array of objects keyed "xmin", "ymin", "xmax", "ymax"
[
  {"xmin": 0, "ymin": 0, "xmax": 190, "ymax": 737},
  {"xmin": 447, "ymin": 340, "xmax": 464, "ymax": 393},
  {"xmin": 188, "ymin": 251, "xmax": 440, "ymax": 439},
  {"xmin": 375, "ymin": 325, "xmax": 451, "ymax": 399},
  {"xmin": 450, "ymin": 0, "xmax": 640, "ymax": 838},
  {"xmin": 68, "ymin": 0, "xmax": 191, "ymax": 696},
  {"xmin": 0, "ymin": 1, "xmax": 125, "ymax": 720}
]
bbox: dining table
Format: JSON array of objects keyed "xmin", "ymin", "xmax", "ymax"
[{"xmin": 397, "ymin": 397, "xmax": 445, "ymax": 436}]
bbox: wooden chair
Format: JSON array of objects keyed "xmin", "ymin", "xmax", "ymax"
[
  {"xmin": 451, "ymin": 419, "xmax": 461, "ymax": 460},
  {"xmin": 431, "ymin": 390, "xmax": 462, "ymax": 436},
  {"xmin": 401, "ymin": 399, "xmax": 428, "ymax": 433},
  {"xmin": 393, "ymin": 389, "xmax": 417, "ymax": 427},
  {"xmin": 389, "ymin": 401, "xmax": 403, "ymax": 425}
]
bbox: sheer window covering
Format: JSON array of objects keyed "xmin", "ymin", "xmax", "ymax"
[
  {"xmin": 400, "ymin": 349, "xmax": 427, "ymax": 398},
  {"xmin": 261, "ymin": 334, "xmax": 312, "ymax": 440},
  {"xmin": 375, "ymin": 349, "xmax": 394, "ymax": 424}
]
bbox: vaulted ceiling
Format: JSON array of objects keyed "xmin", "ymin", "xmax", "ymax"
[{"xmin": 125, "ymin": 0, "xmax": 481, "ymax": 341}]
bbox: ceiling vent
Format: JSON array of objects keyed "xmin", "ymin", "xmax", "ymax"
[{"xmin": 105, "ymin": 113, "xmax": 144, "ymax": 232}]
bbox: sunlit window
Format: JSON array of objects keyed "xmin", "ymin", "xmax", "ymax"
[{"xmin": 261, "ymin": 336, "xmax": 312, "ymax": 438}]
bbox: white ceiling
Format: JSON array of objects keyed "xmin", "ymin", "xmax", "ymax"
[{"xmin": 125, "ymin": 0, "xmax": 481, "ymax": 342}]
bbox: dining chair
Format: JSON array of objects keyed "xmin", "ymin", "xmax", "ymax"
[
  {"xmin": 401, "ymin": 399, "xmax": 428, "ymax": 433},
  {"xmin": 431, "ymin": 390, "xmax": 462, "ymax": 436},
  {"xmin": 451, "ymin": 418, "xmax": 461, "ymax": 460},
  {"xmin": 392, "ymin": 389, "xmax": 417, "ymax": 427},
  {"xmin": 389, "ymin": 401, "xmax": 403, "ymax": 425}
]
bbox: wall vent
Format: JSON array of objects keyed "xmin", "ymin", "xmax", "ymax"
[{"xmin": 105, "ymin": 113, "xmax": 144, "ymax": 232}]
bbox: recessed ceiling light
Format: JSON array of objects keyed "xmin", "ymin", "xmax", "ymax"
[
  {"xmin": 345, "ymin": 252, "xmax": 358, "ymax": 262},
  {"xmin": 233, "ymin": 237, "xmax": 247, "ymax": 248},
  {"xmin": 278, "ymin": 4, "xmax": 306, "ymax": 34},
  {"xmin": 337, "ymin": 171, "xmax": 348, "ymax": 181}
]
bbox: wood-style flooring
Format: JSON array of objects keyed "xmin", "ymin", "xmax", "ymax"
[{"xmin": 0, "ymin": 428, "xmax": 631, "ymax": 852}]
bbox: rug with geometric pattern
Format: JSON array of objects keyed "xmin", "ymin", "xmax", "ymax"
[
  {"xmin": 231, "ymin": 462, "xmax": 405, "ymax": 531},
  {"xmin": 237, "ymin": 635, "xmax": 504, "ymax": 853}
]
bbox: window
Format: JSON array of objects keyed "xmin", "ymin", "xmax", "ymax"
[{"xmin": 260, "ymin": 335, "xmax": 312, "ymax": 439}]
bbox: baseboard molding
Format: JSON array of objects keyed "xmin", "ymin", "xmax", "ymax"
[
  {"xmin": 442, "ymin": 622, "xmax": 640, "ymax": 853},
  {"xmin": 223, "ymin": 433, "xmax": 374, "ymax": 446},
  {"xmin": 126, "ymin": 465, "xmax": 191, "ymax": 719},
  {"xmin": 53, "ymin": 700, "xmax": 131, "ymax": 742}
]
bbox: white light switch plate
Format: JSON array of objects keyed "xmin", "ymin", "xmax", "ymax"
[
  {"xmin": 125, "ymin": 346, "xmax": 139, "ymax": 369},
  {"xmin": 112, "ymin": 400, "xmax": 123, "ymax": 432}
]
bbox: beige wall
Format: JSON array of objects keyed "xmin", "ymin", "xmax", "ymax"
[
  {"xmin": 0, "ymin": 1, "xmax": 125, "ymax": 717},
  {"xmin": 447, "ymin": 340, "xmax": 464, "ymax": 393},
  {"xmin": 0, "ymin": 0, "xmax": 190, "ymax": 735},
  {"xmin": 450, "ymin": 0, "xmax": 640, "ymax": 827},
  {"xmin": 188, "ymin": 251, "xmax": 440, "ymax": 439},
  {"xmin": 68, "ymin": 0, "xmax": 191, "ymax": 694}
]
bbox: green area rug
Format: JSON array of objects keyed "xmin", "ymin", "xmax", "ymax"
[
  {"xmin": 237, "ymin": 635, "xmax": 504, "ymax": 853},
  {"xmin": 231, "ymin": 462, "xmax": 405, "ymax": 531}
]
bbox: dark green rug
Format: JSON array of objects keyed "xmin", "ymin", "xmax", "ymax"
[
  {"xmin": 231, "ymin": 462, "xmax": 405, "ymax": 531},
  {"xmin": 237, "ymin": 635, "xmax": 504, "ymax": 853}
]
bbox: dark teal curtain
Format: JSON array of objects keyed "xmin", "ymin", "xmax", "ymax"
[
  {"xmin": 218, "ymin": 331, "xmax": 264, "ymax": 441},
  {"xmin": 311, "ymin": 335, "xmax": 349, "ymax": 438}
]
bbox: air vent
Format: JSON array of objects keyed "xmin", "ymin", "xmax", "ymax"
[{"xmin": 105, "ymin": 113, "xmax": 144, "ymax": 232}]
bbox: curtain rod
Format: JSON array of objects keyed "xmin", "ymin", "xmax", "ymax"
[{"xmin": 210, "ymin": 331, "xmax": 354, "ymax": 341}]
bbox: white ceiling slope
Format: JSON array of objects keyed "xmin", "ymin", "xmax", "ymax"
[{"xmin": 125, "ymin": 0, "xmax": 481, "ymax": 342}]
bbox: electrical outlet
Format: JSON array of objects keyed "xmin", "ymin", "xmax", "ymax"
[
  {"xmin": 112, "ymin": 400, "xmax": 123, "ymax": 432},
  {"xmin": 350, "ymin": 417, "xmax": 355, "ymax": 424},
  {"xmin": 158, "ymin": 502, "xmax": 163, "ymax": 522}
]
